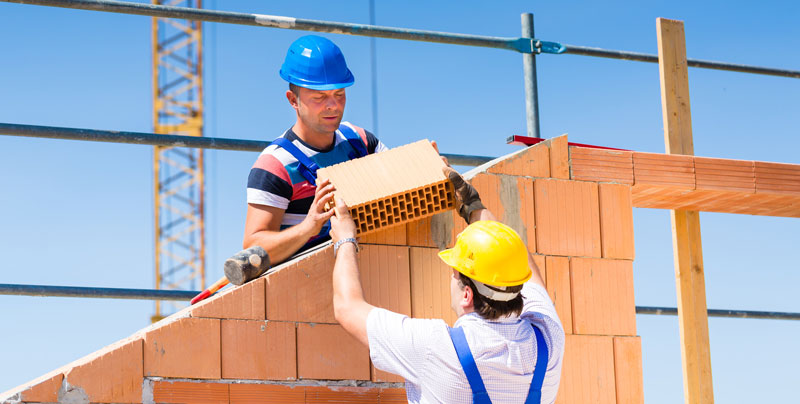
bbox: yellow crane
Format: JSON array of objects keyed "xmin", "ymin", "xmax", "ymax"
[{"xmin": 151, "ymin": 0, "xmax": 205, "ymax": 322}]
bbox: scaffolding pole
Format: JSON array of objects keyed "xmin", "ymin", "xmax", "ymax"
[
  {"xmin": 0, "ymin": 122, "xmax": 495, "ymax": 166},
  {"xmin": 3, "ymin": 0, "xmax": 800, "ymax": 79}
]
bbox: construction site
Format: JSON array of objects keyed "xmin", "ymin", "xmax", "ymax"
[{"xmin": 1, "ymin": 1, "xmax": 799, "ymax": 403}]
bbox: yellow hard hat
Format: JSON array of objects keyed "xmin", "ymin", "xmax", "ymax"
[{"xmin": 438, "ymin": 220, "xmax": 532, "ymax": 287}]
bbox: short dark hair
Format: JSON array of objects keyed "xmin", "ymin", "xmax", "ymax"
[
  {"xmin": 457, "ymin": 273, "xmax": 524, "ymax": 320},
  {"xmin": 289, "ymin": 83, "xmax": 303, "ymax": 96}
]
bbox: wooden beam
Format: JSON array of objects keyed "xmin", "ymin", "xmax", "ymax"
[{"xmin": 657, "ymin": 17, "xmax": 715, "ymax": 404}]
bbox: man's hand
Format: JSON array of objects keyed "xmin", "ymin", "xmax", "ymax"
[
  {"xmin": 443, "ymin": 166, "xmax": 486, "ymax": 224},
  {"xmin": 300, "ymin": 178, "xmax": 337, "ymax": 235},
  {"xmin": 329, "ymin": 196, "xmax": 357, "ymax": 243}
]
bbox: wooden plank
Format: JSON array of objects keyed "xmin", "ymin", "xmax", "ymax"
[{"xmin": 657, "ymin": 17, "xmax": 714, "ymax": 404}]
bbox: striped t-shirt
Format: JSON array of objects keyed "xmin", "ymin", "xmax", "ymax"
[{"xmin": 247, "ymin": 122, "xmax": 387, "ymax": 249}]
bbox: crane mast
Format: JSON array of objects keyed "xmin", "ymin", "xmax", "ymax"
[{"xmin": 151, "ymin": 0, "xmax": 205, "ymax": 321}]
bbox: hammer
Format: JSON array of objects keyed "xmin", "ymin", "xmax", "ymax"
[
  {"xmin": 190, "ymin": 246, "xmax": 270, "ymax": 304},
  {"xmin": 224, "ymin": 245, "xmax": 271, "ymax": 286}
]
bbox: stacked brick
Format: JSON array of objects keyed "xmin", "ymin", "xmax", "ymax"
[
  {"xmin": 571, "ymin": 146, "xmax": 800, "ymax": 217},
  {"xmin": 359, "ymin": 135, "xmax": 645, "ymax": 403},
  {"xmin": 6, "ymin": 134, "xmax": 650, "ymax": 403}
]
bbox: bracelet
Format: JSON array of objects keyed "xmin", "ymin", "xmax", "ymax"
[{"xmin": 333, "ymin": 237, "xmax": 359, "ymax": 257}]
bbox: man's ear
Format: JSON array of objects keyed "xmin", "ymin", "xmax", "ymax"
[
  {"xmin": 286, "ymin": 90, "xmax": 299, "ymax": 109},
  {"xmin": 462, "ymin": 283, "xmax": 474, "ymax": 310}
]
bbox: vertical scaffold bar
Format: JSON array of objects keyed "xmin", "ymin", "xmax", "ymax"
[{"xmin": 521, "ymin": 13, "xmax": 540, "ymax": 139}]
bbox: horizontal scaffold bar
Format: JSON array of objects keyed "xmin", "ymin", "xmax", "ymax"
[
  {"xmin": 3, "ymin": 283, "xmax": 798, "ymax": 321},
  {"xmin": 0, "ymin": 283, "xmax": 198, "ymax": 301},
  {"xmin": 636, "ymin": 306, "xmax": 800, "ymax": 321},
  {"xmin": 4, "ymin": 0, "xmax": 800, "ymax": 78},
  {"xmin": 0, "ymin": 122, "xmax": 495, "ymax": 166}
]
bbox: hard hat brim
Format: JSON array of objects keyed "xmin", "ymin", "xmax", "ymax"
[
  {"xmin": 437, "ymin": 248, "xmax": 460, "ymax": 271},
  {"xmin": 280, "ymin": 69, "xmax": 355, "ymax": 91}
]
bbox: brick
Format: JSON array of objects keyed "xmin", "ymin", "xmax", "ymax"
[
  {"xmin": 534, "ymin": 179, "xmax": 601, "ymax": 257},
  {"xmin": 305, "ymin": 386, "xmax": 379, "ymax": 403},
  {"xmin": 317, "ymin": 139, "xmax": 456, "ymax": 236},
  {"xmin": 570, "ymin": 258, "xmax": 636, "ymax": 336},
  {"xmin": 296, "ymin": 323, "xmax": 370, "ymax": 380},
  {"xmin": 469, "ymin": 173, "xmax": 536, "ymax": 253},
  {"xmin": 694, "ymin": 156, "xmax": 754, "ymax": 193},
  {"xmin": 544, "ymin": 256, "xmax": 572, "ymax": 334},
  {"xmin": 143, "ymin": 317, "xmax": 221, "ymax": 379},
  {"xmin": 409, "ymin": 247, "xmax": 458, "ymax": 326},
  {"xmin": 380, "ymin": 388, "xmax": 408, "ymax": 403},
  {"xmin": 555, "ymin": 335, "xmax": 616, "ymax": 404},
  {"xmin": 614, "ymin": 336, "xmax": 644, "ymax": 404},
  {"xmin": 229, "ymin": 383, "xmax": 304, "ymax": 404},
  {"xmin": 191, "ymin": 276, "xmax": 266, "ymax": 320},
  {"xmin": 406, "ymin": 207, "xmax": 464, "ymax": 250},
  {"xmin": 570, "ymin": 146, "xmax": 634, "ymax": 184},
  {"xmin": 11, "ymin": 372, "xmax": 63, "ymax": 403},
  {"xmin": 64, "ymin": 338, "xmax": 142, "ymax": 403},
  {"xmin": 359, "ymin": 244, "xmax": 412, "ymax": 316},
  {"xmin": 548, "ymin": 134, "xmax": 570, "ymax": 179},
  {"xmin": 755, "ymin": 161, "xmax": 800, "ymax": 194},
  {"xmin": 598, "ymin": 183, "xmax": 635, "ymax": 260},
  {"xmin": 531, "ymin": 254, "xmax": 546, "ymax": 287},
  {"xmin": 633, "ymin": 152, "xmax": 695, "ymax": 188},
  {"xmin": 152, "ymin": 380, "xmax": 229, "ymax": 404},
  {"xmin": 487, "ymin": 140, "xmax": 550, "ymax": 177},
  {"xmin": 360, "ymin": 223, "xmax": 407, "ymax": 245},
  {"xmin": 266, "ymin": 245, "xmax": 336, "ymax": 323},
  {"xmin": 372, "ymin": 362, "xmax": 404, "ymax": 383},
  {"xmin": 221, "ymin": 320, "xmax": 296, "ymax": 380}
]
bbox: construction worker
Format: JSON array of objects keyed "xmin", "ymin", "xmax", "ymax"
[
  {"xmin": 329, "ymin": 167, "xmax": 565, "ymax": 404},
  {"xmin": 244, "ymin": 35, "xmax": 387, "ymax": 264}
]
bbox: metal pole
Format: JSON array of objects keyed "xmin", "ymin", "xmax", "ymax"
[
  {"xmin": 0, "ymin": 122, "xmax": 494, "ymax": 166},
  {"xmin": 4, "ymin": 1, "xmax": 800, "ymax": 79},
  {"xmin": 2, "ymin": 0, "xmax": 535, "ymax": 53},
  {"xmin": 0, "ymin": 283, "xmax": 199, "ymax": 301},
  {"xmin": 562, "ymin": 44, "xmax": 800, "ymax": 79},
  {"xmin": 635, "ymin": 306, "xmax": 800, "ymax": 321},
  {"xmin": 521, "ymin": 13, "xmax": 541, "ymax": 139}
]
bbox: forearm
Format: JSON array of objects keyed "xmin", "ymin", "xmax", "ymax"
[
  {"xmin": 244, "ymin": 221, "xmax": 315, "ymax": 264},
  {"xmin": 468, "ymin": 208, "xmax": 497, "ymax": 223},
  {"xmin": 332, "ymin": 243, "xmax": 373, "ymax": 347}
]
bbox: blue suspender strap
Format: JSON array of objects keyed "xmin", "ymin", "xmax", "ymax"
[
  {"xmin": 524, "ymin": 326, "xmax": 549, "ymax": 404},
  {"xmin": 448, "ymin": 327, "xmax": 492, "ymax": 404},
  {"xmin": 271, "ymin": 137, "xmax": 320, "ymax": 186},
  {"xmin": 338, "ymin": 124, "xmax": 368, "ymax": 159}
]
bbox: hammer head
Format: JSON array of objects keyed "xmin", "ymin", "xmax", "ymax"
[{"xmin": 224, "ymin": 246, "xmax": 270, "ymax": 286}]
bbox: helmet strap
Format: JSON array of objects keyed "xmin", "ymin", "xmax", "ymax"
[{"xmin": 471, "ymin": 279, "xmax": 519, "ymax": 302}]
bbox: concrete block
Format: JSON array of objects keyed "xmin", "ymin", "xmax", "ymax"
[
  {"xmin": 317, "ymin": 140, "xmax": 455, "ymax": 237},
  {"xmin": 143, "ymin": 317, "xmax": 221, "ymax": 379},
  {"xmin": 296, "ymin": 323, "xmax": 370, "ymax": 380},
  {"xmin": 534, "ymin": 179, "xmax": 601, "ymax": 257},
  {"xmin": 570, "ymin": 258, "xmax": 636, "ymax": 336},
  {"xmin": 191, "ymin": 276, "xmax": 266, "ymax": 320}
]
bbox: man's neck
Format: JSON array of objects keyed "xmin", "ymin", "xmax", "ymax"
[{"xmin": 292, "ymin": 123, "xmax": 335, "ymax": 150}]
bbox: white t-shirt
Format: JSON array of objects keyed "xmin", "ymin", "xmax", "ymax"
[{"xmin": 366, "ymin": 281, "xmax": 565, "ymax": 404}]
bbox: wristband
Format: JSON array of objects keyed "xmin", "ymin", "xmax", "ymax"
[{"xmin": 333, "ymin": 237, "xmax": 359, "ymax": 257}]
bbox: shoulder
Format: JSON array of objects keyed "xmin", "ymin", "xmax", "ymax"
[
  {"xmin": 340, "ymin": 121, "xmax": 387, "ymax": 154},
  {"xmin": 367, "ymin": 308, "xmax": 448, "ymax": 351}
]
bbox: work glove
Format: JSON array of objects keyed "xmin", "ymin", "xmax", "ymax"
[{"xmin": 443, "ymin": 166, "xmax": 486, "ymax": 224}]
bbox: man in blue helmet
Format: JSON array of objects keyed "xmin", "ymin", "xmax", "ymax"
[{"xmin": 243, "ymin": 35, "xmax": 388, "ymax": 263}]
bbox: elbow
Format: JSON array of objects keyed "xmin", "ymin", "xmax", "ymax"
[{"xmin": 333, "ymin": 295, "xmax": 348, "ymax": 325}]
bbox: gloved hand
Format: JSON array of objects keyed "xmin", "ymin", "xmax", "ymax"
[{"xmin": 443, "ymin": 166, "xmax": 486, "ymax": 224}]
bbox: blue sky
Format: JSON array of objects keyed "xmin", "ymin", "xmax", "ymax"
[{"xmin": 1, "ymin": 0, "xmax": 798, "ymax": 401}]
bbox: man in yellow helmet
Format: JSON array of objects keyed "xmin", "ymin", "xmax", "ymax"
[{"xmin": 330, "ymin": 167, "xmax": 565, "ymax": 404}]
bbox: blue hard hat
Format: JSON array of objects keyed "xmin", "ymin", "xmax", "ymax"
[{"xmin": 280, "ymin": 35, "xmax": 355, "ymax": 90}]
